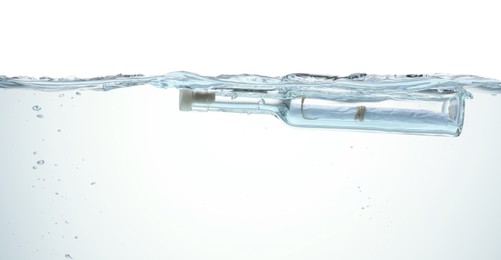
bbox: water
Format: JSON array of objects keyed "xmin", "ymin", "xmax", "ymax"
[
  {"xmin": 2, "ymin": 71, "xmax": 501, "ymax": 95},
  {"xmin": 2, "ymin": 71, "xmax": 501, "ymax": 136},
  {"xmin": 1, "ymin": 72, "xmax": 501, "ymax": 260}
]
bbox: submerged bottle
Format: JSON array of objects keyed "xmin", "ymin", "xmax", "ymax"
[{"xmin": 178, "ymin": 87, "xmax": 465, "ymax": 136}]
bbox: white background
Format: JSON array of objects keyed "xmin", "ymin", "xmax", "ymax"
[{"xmin": 1, "ymin": 0, "xmax": 501, "ymax": 259}]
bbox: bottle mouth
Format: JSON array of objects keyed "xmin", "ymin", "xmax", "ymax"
[{"xmin": 179, "ymin": 89, "xmax": 216, "ymax": 111}]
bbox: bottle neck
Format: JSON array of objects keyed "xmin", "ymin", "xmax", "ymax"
[{"xmin": 179, "ymin": 89, "xmax": 283, "ymax": 115}]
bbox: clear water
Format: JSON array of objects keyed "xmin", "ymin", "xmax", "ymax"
[
  {"xmin": 2, "ymin": 72, "xmax": 501, "ymax": 136},
  {"xmin": 2, "ymin": 71, "xmax": 501, "ymax": 94},
  {"xmin": 1, "ymin": 72, "xmax": 501, "ymax": 260}
]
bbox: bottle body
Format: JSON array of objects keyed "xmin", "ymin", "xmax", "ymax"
[{"xmin": 282, "ymin": 94, "xmax": 464, "ymax": 136}]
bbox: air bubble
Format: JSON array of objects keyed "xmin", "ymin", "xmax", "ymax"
[{"xmin": 257, "ymin": 99, "xmax": 265, "ymax": 110}]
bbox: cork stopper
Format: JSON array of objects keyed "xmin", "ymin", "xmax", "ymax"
[{"xmin": 179, "ymin": 89, "xmax": 216, "ymax": 111}]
